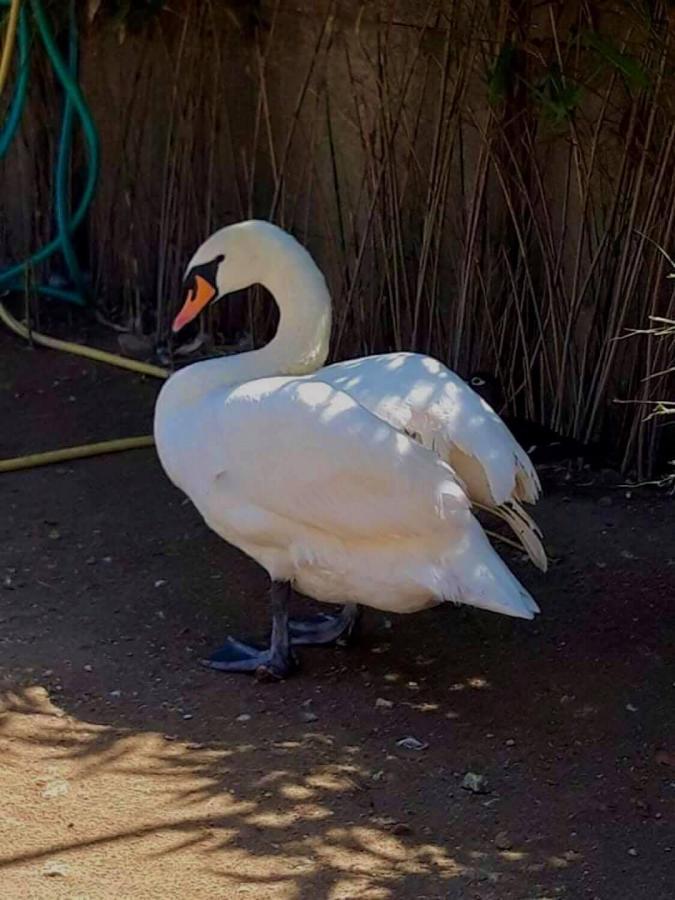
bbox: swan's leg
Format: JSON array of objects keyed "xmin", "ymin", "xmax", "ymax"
[
  {"xmin": 288, "ymin": 603, "xmax": 361, "ymax": 646},
  {"xmin": 201, "ymin": 580, "xmax": 296, "ymax": 679}
]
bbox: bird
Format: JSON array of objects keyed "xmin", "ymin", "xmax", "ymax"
[
  {"xmin": 154, "ymin": 221, "xmax": 545, "ymax": 679},
  {"xmin": 467, "ymin": 372, "xmax": 606, "ymax": 468}
]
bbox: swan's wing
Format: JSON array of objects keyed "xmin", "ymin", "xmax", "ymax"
[
  {"xmin": 198, "ymin": 376, "xmax": 536, "ymax": 619},
  {"xmin": 319, "ymin": 353, "xmax": 546, "ymax": 571},
  {"xmin": 201, "ymin": 376, "xmax": 472, "ymax": 543},
  {"xmin": 321, "ymin": 353, "xmax": 541, "ymax": 507}
]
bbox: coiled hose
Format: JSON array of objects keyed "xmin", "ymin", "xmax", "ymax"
[
  {"xmin": 1, "ymin": 1, "xmax": 167, "ymax": 473},
  {"xmin": 0, "ymin": 0, "xmax": 99, "ymax": 303}
]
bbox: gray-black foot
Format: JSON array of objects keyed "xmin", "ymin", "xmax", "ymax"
[
  {"xmin": 288, "ymin": 603, "xmax": 360, "ymax": 646},
  {"xmin": 201, "ymin": 636, "xmax": 296, "ymax": 680},
  {"xmin": 201, "ymin": 580, "xmax": 296, "ymax": 679}
]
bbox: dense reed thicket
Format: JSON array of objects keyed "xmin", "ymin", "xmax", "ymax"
[{"xmin": 1, "ymin": 0, "xmax": 673, "ymax": 474}]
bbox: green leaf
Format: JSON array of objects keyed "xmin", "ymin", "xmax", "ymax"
[
  {"xmin": 584, "ymin": 31, "xmax": 650, "ymax": 93},
  {"xmin": 532, "ymin": 65, "xmax": 582, "ymax": 124}
]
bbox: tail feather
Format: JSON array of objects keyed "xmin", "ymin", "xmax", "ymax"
[
  {"xmin": 445, "ymin": 517, "xmax": 540, "ymax": 619},
  {"xmin": 486, "ymin": 498, "xmax": 548, "ymax": 573}
]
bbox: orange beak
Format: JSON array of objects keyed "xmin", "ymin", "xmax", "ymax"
[{"xmin": 172, "ymin": 274, "xmax": 217, "ymax": 333}]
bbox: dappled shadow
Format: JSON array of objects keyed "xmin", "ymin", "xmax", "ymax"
[{"xmin": 0, "ymin": 678, "xmax": 590, "ymax": 899}]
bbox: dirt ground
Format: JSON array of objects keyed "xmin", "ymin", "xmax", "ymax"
[{"xmin": 1, "ymin": 330, "xmax": 674, "ymax": 900}]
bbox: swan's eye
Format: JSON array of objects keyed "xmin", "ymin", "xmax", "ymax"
[{"xmin": 471, "ymin": 376, "xmax": 485, "ymax": 387}]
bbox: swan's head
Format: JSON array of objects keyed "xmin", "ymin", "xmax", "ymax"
[
  {"xmin": 172, "ymin": 222, "xmax": 270, "ymax": 333},
  {"xmin": 467, "ymin": 371, "xmax": 502, "ymax": 409}
]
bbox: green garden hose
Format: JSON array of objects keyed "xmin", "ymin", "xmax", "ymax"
[
  {"xmin": 0, "ymin": 0, "xmax": 99, "ymax": 303},
  {"xmin": 0, "ymin": 3, "xmax": 166, "ymax": 474}
]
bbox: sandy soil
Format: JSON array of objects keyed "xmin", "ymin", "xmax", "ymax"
[{"xmin": 1, "ymin": 331, "xmax": 674, "ymax": 899}]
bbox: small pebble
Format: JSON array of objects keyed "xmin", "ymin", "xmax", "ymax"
[
  {"xmin": 43, "ymin": 861, "xmax": 69, "ymax": 877},
  {"xmin": 83, "ymin": 665, "xmax": 93, "ymax": 673},
  {"xmin": 392, "ymin": 822, "xmax": 413, "ymax": 836},
  {"xmin": 628, "ymin": 848, "xmax": 638, "ymax": 857},
  {"xmin": 182, "ymin": 713, "xmax": 193, "ymax": 720},
  {"xmin": 301, "ymin": 711, "xmax": 318, "ymax": 723},
  {"xmin": 42, "ymin": 779, "xmax": 69, "ymax": 799},
  {"xmin": 236, "ymin": 714, "xmax": 251, "ymax": 723},
  {"xmin": 461, "ymin": 772, "xmax": 491, "ymax": 794},
  {"xmin": 396, "ymin": 736, "xmax": 428, "ymax": 752},
  {"xmin": 495, "ymin": 830, "xmax": 513, "ymax": 850},
  {"xmin": 505, "ymin": 738, "xmax": 516, "ymax": 747},
  {"xmin": 375, "ymin": 697, "xmax": 394, "ymax": 709}
]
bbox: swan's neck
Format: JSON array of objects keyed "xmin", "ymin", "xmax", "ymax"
[{"xmin": 160, "ymin": 235, "xmax": 332, "ymax": 408}]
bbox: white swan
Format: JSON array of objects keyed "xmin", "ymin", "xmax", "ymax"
[{"xmin": 154, "ymin": 221, "xmax": 544, "ymax": 678}]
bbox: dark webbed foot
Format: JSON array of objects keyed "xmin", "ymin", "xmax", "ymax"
[
  {"xmin": 288, "ymin": 603, "xmax": 360, "ymax": 646},
  {"xmin": 201, "ymin": 581, "xmax": 296, "ymax": 679},
  {"xmin": 201, "ymin": 636, "xmax": 296, "ymax": 679}
]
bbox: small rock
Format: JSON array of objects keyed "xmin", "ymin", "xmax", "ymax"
[
  {"xmin": 236, "ymin": 714, "xmax": 251, "ymax": 723},
  {"xmin": 371, "ymin": 770, "xmax": 386, "ymax": 782},
  {"xmin": 505, "ymin": 738, "xmax": 516, "ymax": 747},
  {"xmin": 301, "ymin": 711, "xmax": 318, "ymax": 723},
  {"xmin": 392, "ymin": 822, "xmax": 413, "ymax": 836},
  {"xmin": 375, "ymin": 697, "xmax": 394, "ymax": 709},
  {"xmin": 626, "ymin": 703, "xmax": 638, "ymax": 713},
  {"xmin": 83, "ymin": 664, "xmax": 93, "ymax": 673},
  {"xmin": 43, "ymin": 861, "xmax": 69, "ymax": 877},
  {"xmin": 118, "ymin": 332, "xmax": 154, "ymax": 360},
  {"xmin": 48, "ymin": 529, "xmax": 61, "ymax": 540},
  {"xmin": 109, "ymin": 690, "xmax": 122, "ymax": 698},
  {"xmin": 42, "ymin": 779, "xmax": 69, "ymax": 799},
  {"xmin": 628, "ymin": 847, "xmax": 638, "ymax": 857},
  {"xmin": 621, "ymin": 550, "xmax": 637, "ymax": 560},
  {"xmin": 495, "ymin": 830, "xmax": 513, "ymax": 850},
  {"xmin": 154, "ymin": 579, "xmax": 167, "ymax": 588},
  {"xmin": 396, "ymin": 736, "xmax": 428, "ymax": 752},
  {"xmin": 182, "ymin": 713, "xmax": 193, "ymax": 720},
  {"xmin": 461, "ymin": 772, "xmax": 491, "ymax": 794},
  {"xmin": 655, "ymin": 750, "xmax": 675, "ymax": 768}
]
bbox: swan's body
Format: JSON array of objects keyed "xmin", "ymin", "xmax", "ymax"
[{"xmin": 154, "ymin": 221, "xmax": 545, "ymax": 677}]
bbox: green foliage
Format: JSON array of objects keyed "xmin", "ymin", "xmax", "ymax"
[
  {"xmin": 531, "ymin": 65, "xmax": 583, "ymax": 125},
  {"xmin": 584, "ymin": 30, "xmax": 651, "ymax": 93}
]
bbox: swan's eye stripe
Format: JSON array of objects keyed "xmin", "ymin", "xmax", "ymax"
[{"xmin": 184, "ymin": 253, "xmax": 225, "ymax": 291}]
